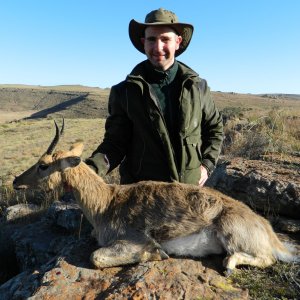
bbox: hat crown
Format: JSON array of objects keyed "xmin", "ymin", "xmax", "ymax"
[
  {"xmin": 129, "ymin": 8, "xmax": 193, "ymax": 57},
  {"xmin": 145, "ymin": 8, "xmax": 179, "ymax": 24}
]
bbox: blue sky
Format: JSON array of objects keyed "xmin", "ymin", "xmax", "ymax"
[{"xmin": 0, "ymin": 0, "xmax": 299, "ymax": 94}]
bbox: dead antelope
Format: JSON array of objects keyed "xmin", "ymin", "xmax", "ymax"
[{"xmin": 13, "ymin": 120, "xmax": 298, "ymax": 274}]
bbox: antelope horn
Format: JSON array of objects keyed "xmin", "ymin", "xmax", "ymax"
[
  {"xmin": 60, "ymin": 118, "xmax": 65, "ymax": 136},
  {"xmin": 46, "ymin": 119, "xmax": 64, "ymax": 155}
]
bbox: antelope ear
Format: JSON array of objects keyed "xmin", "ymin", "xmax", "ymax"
[
  {"xmin": 62, "ymin": 156, "xmax": 81, "ymax": 169},
  {"xmin": 69, "ymin": 142, "xmax": 84, "ymax": 157}
]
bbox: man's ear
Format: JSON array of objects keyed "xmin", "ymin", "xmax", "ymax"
[
  {"xmin": 175, "ymin": 35, "xmax": 183, "ymax": 50},
  {"xmin": 140, "ymin": 37, "xmax": 145, "ymax": 45}
]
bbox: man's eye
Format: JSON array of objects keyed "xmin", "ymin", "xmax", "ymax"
[
  {"xmin": 39, "ymin": 164, "xmax": 49, "ymax": 171},
  {"xmin": 146, "ymin": 37, "xmax": 156, "ymax": 42}
]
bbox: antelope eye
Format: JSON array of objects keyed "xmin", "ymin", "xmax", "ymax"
[{"xmin": 39, "ymin": 164, "xmax": 49, "ymax": 171}]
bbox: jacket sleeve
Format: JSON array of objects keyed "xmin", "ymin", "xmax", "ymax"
[
  {"xmin": 90, "ymin": 82, "xmax": 133, "ymax": 171},
  {"xmin": 199, "ymin": 80, "xmax": 223, "ymax": 174}
]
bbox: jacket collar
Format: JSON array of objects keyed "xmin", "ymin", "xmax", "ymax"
[
  {"xmin": 127, "ymin": 60, "xmax": 199, "ymax": 83},
  {"xmin": 144, "ymin": 60, "xmax": 178, "ymax": 84}
]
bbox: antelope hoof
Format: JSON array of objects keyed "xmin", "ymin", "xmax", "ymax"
[
  {"xmin": 90, "ymin": 250, "xmax": 112, "ymax": 268},
  {"xmin": 140, "ymin": 248, "xmax": 169, "ymax": 262},
  {"xmin": 158, "ymin": 248, "xmax": 169, "ymax": 260}
]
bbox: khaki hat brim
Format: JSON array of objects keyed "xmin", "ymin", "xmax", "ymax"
[{"xmin": 129, "ymin": 19, "xmax": 194, "ymax": 57}]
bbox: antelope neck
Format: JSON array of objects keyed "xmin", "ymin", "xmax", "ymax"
[{"xmin": 63, "ymin": 181, "xmax": 73, "ymax": 192}]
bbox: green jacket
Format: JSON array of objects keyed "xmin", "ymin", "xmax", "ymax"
[{"xmin": 93, "ymin": 60, "xmax": 223, "ymax": 185}]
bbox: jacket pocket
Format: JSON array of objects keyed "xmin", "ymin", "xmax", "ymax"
[{"xmin": 184, "ymin": 135, "xmax": 201, "ymax": 169}]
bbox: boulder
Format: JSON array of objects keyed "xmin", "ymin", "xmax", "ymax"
[
  {"xmin": 0, "ymin": 237, "xmax": 249, "ymax": 300},
  {"xmin": 0, "ymin": 201, "xmax": 250, "ymax": 299},
  {"xmin": 2, "ymin": 203, "xmax": 40, "ymax": 223},
  {"xmin": 207, "ymin": 157, "xmax": 300, "ymax": 219},
  {"xmin": 9, "ymin": 201, "xmax": 91, "ymax": 271}
]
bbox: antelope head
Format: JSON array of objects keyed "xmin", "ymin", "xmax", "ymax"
[{"xmin": 13, "ymin": 119, "xmax": 84, "ymax": 191}]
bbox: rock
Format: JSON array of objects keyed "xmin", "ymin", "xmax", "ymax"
[
  {"xmin": 0, "ymin": 237, "xmax": 249, "ymax": 299},
  {"xmin": 9, "ymin": 201, "xmax": 91, "ymax": 272},
  {"xmin": 1, "ymin": 203, "xmax": 40, "ymax": 223},
  {"xmin": 0, "ymin": 224, "xmax": 20, "ymax": 285},
  {"xmin": 276, "ymin": 217, "xmax": 300, "ymax": 233},
  {"xmin": 11, "ymin": 220, "xmax": 77, "ymax": 271},
  {"xmin": 0, "ymin": 203, "xmax": 41, "ymax": 285},
  {"xmin": 0, "ymin": 200, "xmax": 250, "ymax": 299},
  {"xmin": 45, "ymin": 201, "xmax": 85, "ymax": 231},
  {"xmin": 207, "ymin": 157, "xmax": 300, "ymax": 219}
]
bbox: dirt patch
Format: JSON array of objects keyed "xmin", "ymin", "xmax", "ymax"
[{"xmin": 0, "ymin": 110, "xmax": 38, "ymax": 123}]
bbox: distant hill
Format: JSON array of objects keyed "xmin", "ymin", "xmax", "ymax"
[
  {"xmin": 259, "ymin": 93, "xmax": 300, "ymax": 100},
  {"xmin": 0, "ymin": 85, "xmax": 110, "ymax": 121},
  {"xmin": 0, "ymin": 84, "xmax": 299, "ymax": 123}
]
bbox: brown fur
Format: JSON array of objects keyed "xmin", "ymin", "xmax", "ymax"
[{"xmin": 13, "ymin": 142, "xmax": 297, "ymax": 273}]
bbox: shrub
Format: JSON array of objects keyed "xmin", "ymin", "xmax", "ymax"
[{"xmin": 222, "ymin": 108, "xmax": 300, "ymax": 159}]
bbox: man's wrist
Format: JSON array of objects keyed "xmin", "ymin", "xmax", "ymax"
[
  {"xmin": 85, "ymin": 153, "xmax": 110, "ymax": 176},
  {"xmin": 201, "ymin": 158, "xmax": 216, "ymax": 176},
  {"xmin": 201, "ymin": 164, "xmax": 211, "ymax": 177}
]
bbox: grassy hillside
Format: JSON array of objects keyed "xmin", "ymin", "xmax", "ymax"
[
  {"xmin": 1, "ymin": 84, "xmax": 299, "ymax": 122},
  {"xmin": 0, "ymin": 84, "xmax": 299, "ymax": 185},
  {"xmin": 0, "ymin": 85, "xmax": 110, "ymax": 122}
]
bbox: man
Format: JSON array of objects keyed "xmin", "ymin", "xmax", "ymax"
[{"xmin": 87, "ymin": 8, "xmax": 223, "ymax": 186}]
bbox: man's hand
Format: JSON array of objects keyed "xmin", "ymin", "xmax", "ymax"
[
  {"xmin": 85, "ymin": 153, "xmax": 110, "ymax": 177},
  {"xmin": 198, "ymin": 165, "xmax": 208, "ymax": 187}
]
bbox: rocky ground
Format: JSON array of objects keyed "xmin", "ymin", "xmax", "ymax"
[{"xmin": 0, "ymin": 156, "xmax": 299, "ymax": 299}]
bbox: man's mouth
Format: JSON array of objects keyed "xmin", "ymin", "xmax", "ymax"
[{"xmin": 153, "ymin": 55, "xmax": 165, "ymax": 61}]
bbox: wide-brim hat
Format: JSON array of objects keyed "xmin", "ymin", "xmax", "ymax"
[{"xmin": 129, "ymin": 8, "xmax": 194, "ymax": 57}]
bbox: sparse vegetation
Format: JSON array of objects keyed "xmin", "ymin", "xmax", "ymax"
[
  {"xmin": 222, "ymin": 107, "xmax": 300, "ymax": 159},
  {"xmin": 230, "ymin": 262, "xmax": 300, "ymax": 299}
]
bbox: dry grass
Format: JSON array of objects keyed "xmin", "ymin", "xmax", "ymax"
[
  {"xmin": 214, "ymin": 92, "xmax": 300, "ymax": 160},
  {"xmin": 222, "ymin": 107, "xmax": 300, "ymax": 159},
  {"xmin": 230, "ymin": 262, "xmax": 300, "ymax": 299},
  {"xmin": 213, "ymin": 92, "xmax": 300, "ymax": 115},
  {"xmin": 0, "ymin": 110, "xmax": 38, "ymax": 123},
  {"xmin": 0, "ymin": 118, "xmax": 105, "ymax": 185}
]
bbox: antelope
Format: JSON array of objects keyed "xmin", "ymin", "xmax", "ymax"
[{"xmin": 13, "ymin": 120, "xmax": 298, "ymax": 275}]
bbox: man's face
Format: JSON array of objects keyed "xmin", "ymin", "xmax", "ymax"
[{"xmin": 141, "ymin": 26, "xmax": 182, "ymax": 71}]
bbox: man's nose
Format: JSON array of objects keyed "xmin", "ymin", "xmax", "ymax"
[{"xmin": 153, "ymin": 39, "xmax": 164, "ymax": 51}]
